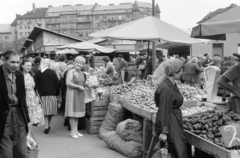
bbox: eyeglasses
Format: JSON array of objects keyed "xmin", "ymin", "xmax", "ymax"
[{"xmin": 75, "ymin": 61, "xmax": 85, "ymax": 65}]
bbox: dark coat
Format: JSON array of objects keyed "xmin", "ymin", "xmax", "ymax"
[
  {"xmin": 182, "ymin": 62, "xmax": 203, "ymax": 86},
  {"xmin": 0, "ymin": 66, "xmax": 30, "ymax": 141},
  {"xmin": 154, "ymin": 78, "xmax": 188, "ymax": 158}
]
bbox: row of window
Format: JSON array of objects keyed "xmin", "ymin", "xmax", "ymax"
[
  {"xmin": 45, "ymin": 14, "xmax": 131, "ymax": 23},
  {"xmin": 0, "ymin": 36, "xmax": 10, "ymax": 40},
  {"xmin": 18, "ymin": 19, "xmax": 42, "ymax": 25},
  {"xmin": 19, "ymin": 32, "xmax": 30, "ymax": 37},
  {"xmin": 19, "ymin": 25, "xmax": 31, "ymax": 30}
]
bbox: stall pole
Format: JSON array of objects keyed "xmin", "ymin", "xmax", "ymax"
[
  {"xmin": 145, "ymin": 41, "xmax": 150, "ymax": 79},
  {"xmin": 152, "ymin": 0, "xmax": 156, "ymax": 72}
]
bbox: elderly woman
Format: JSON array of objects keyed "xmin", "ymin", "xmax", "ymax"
[
  {"xmin": 182, "ymin": 57, "xmax": 204, "ymax": 87},
  {"xmin": 35, "ymin": 58, "xmax": 60, "ymax": 134},
  {"xmin": 155, "ymin": 59, "xmax": 189, "ymax": 158},
  {"xmin": 65, "ymin": 56, "xmax": 86, "ymax": 138}
]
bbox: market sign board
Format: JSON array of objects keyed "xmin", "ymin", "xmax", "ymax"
[{"xmin": 219, "ymin": 122, "xmax": 240, "ymax": 148}]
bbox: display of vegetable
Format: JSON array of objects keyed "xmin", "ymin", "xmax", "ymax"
[
  {"xmin": 176, "ymin": 81, "xmax": 206, "ymax": 101},
  {"xmin": 181, "ymin": 105, "xmax": 214, "ymax": 117},
  {"xmin": 93, "ymin": 87, "xmax": 110, "ymax": 101},
  {"xmin": 183, "ymin": 111, "xmax": 240, "ymax": 148}
]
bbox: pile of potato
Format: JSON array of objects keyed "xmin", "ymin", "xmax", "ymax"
[
  {"xmin": 183, "ymin": 111, "xmax": 240, "ymax": 148},
  {"xmin": 176, "ymin": 81, "xmax": 206, "ymax": 101}
]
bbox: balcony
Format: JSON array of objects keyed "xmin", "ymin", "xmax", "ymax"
[
  {"xmin": 46, "ymin": 20, "xmax": 61, "ymax": 24},
  {"xmin": 76, "ymin": 19, "xmax": 92, "ymax": 23}
]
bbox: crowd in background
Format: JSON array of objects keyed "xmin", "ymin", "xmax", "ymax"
[{"xmin": 128, "ymin": 52, "xmax": 239, "ymax": 89}]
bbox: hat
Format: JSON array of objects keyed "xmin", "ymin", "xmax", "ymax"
[
  {"xmin": 49, "ymin": 51, "xmax": 57, "ymax": 59},
  {"xmin": 233, "ymin": 53, "xmax": 240, "ymax": 59},
  {"xmin": 204, "ymin": 53, "xmax": 208, "ymax": 57}
]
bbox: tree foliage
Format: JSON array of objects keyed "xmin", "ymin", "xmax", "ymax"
[{"xmin": 0, "ymin": 36, "xmax": 27, "ymax": 54}]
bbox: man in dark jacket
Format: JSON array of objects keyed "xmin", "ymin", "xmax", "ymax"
[{"xmin": 0, "ymin": 50, "xmax": 30, "ymax": 158}]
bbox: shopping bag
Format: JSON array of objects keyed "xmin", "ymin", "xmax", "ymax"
[
  {"xmin": 152, "ymin": 141, "xmax": 173, "ymax": 158},
  {"xmin": 85, "ymin": 88, "xmax": 96, "ymax": 103},
  {"xmin": 152, "ymin": 141, "xmax": 162, "ymax": 158},
  {"xmin": 27, "ymin": 132, "xmax": 39, "ymax": 158}
]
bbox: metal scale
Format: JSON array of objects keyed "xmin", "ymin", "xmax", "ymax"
[{"xmin": 204, "ymin": 66, "xmax": 227, "ymax": 104}]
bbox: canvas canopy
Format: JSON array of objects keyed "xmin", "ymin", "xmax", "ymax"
[
  {"xmin": 56, "ymin": 41, "xmax": 115, "ymax": 53},
  {"xmin": 191, "ymin": 6, "xmax": 240, "ymax": 40}
]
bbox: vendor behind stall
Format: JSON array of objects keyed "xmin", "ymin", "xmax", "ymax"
[
  {"xmin": 217, "ymin": 53, "xmax": 240, "ymax": 114},
  {"xmin": 154, "ymin": 58, "xmax": 189, "ymax": 158},
  {"xmin": 114, "ymin": 54, "xmax": 128, "ymax": 81},
  {"xmin": 102, "ymin": 56, "xmax": 116, "ymax": 78}
]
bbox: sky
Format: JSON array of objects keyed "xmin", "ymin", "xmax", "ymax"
[{"xmin": 1, "ymin": 0, "xmax": 240, "ymax": 30}]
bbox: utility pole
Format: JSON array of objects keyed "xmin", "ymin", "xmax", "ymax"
[{"xmin": 152, "ymin": 0, "xmax": 156, "ymax": 72}]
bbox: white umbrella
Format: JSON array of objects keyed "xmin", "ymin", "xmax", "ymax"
[
  {"xmin": 56, "ymin": 48, "xmax": 79, "ymax": 55},
  {"xmin": 56, "ymin": 41, "xmax": 115, "ymax": 53}
]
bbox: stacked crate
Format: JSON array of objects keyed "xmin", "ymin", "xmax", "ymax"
[{"xmin": 85, "ymin": 100, "xmax": 109, "ymax": 134}]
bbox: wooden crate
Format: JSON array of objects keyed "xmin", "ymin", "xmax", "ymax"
[
  {"xmin": 85, "ymin": 116, "xmax": 105, "ymax": 134},
  {"xmin": 86, "ymin": 100, "xmax": 109, "ymax": 117}
]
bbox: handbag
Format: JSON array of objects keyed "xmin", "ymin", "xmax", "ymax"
[
  {"xmin": 152, "ymin": 141, "xmax": 174, "ymax": 158},
  {"xmin": 34, "ymin": 90, "xmax": 45, "ymax": 126},
  {"xmin": 84, "ymin": 88, "xmax": 96, "ymax": 103}
]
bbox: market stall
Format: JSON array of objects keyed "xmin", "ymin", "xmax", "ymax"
[{"xmin": 87, "ymin": 72, "xmax": 240, "ymax": 158}]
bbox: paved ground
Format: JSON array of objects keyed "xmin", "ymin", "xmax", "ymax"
[{"xmin": 32, "ymin": 115, "xmax": 126, "ymax": 158}]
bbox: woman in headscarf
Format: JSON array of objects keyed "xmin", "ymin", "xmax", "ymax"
[
  {"xmin": 154, "ymin": 59, "xmax": 189, "ymax": 158},
  {"xmin": 65, "ymin": 56, "xmax": 86, "ymax": 138}
]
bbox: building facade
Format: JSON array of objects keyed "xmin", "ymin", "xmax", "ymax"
[
  {"xmin": 10, "ymin": 4, "xmax": 48, "ymax": 40},
  {"xmin": 0, "ymin": 24, "xmax": 12, "ymax": 42},
  {"xmin": 45, "ymin": 1, "xmax": 160, "ymax": 40},
  {"xmin": 9, "ymin": 2, "xmax": 160, "ymax": 41}
]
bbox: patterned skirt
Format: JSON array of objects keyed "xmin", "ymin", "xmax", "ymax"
[{"xmin": 41, "ymin": 96, "xmax": 58, "ymax": 116}]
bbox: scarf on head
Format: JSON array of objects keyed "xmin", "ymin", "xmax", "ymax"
[{"xmin": 152, "ymin": 59, "xmax": 184, "ymax": 85}]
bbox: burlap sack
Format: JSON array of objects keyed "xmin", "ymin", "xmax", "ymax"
[
  {"xmin": 99, "ymin": 102, "xmax": 125, "ymax": 139},
  {"xmin": 116, "ymin": 119, "xmax": 143, "ymax": 143},
  {"xmin": 103, "ymin": 131, "xmax": 142, "ymax": 158}
]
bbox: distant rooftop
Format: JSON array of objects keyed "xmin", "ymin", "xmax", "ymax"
[
  {"xmin": 94, "ymin": 4, "xmax": 133, "ymax": 11},
  {"xmin": 18, "ymin": 8, "xmax": 48, "ymax": 19},
  {"xmin": 0, "ymin": 24, "xmax": 11, "ymax": 33},
  {"xmin": 47, "ymin": 5, "xmax": 95, "ymax": 13},
  {"xmin": 94, "ymin": 1, "xmax": 152, "ymax": 11},
  {"xmin": 137, "ymin": 1, "xmax": 152, "ymax": 8},
  {"xmin": 11, "ymin": 18, "xmax": 18, "ymax": 26},
  {"xmin": 198, "ymin": 3, "xmax": 238, "ymax": 23}
]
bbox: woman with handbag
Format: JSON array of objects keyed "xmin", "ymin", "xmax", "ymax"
[
  {"xmin": 65, "ymin": 56, "xmax": 86, "ymax": 138},
  {"xmin": 20, "ymin": 59, "xmax": 44, "ymax": 127},
  {"xmin": 154, "ymin": 59, "xmax": 189, "ymax": 158}
]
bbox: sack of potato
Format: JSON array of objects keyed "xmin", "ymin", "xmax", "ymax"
[
  {"xmin": 116, "ymin": 119, "xmax": 143, "ymax": 143},
  {"xmin": 99, "ymin": 102, "xmax": 125, "ymax": 139},
  {"xmin": 103, "ymin": 131, "xmax": 142, "ymax": 158}
]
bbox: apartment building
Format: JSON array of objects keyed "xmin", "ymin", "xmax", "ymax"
[
  {"xmin": 45, "ymin": 4, "xmax": 95, "ymax": 39},
  {"xmin": 10, "ymin": 4, "xmax": 48, "ymax": 40},
  {"xmin": 9, "ymin": 1, "xmax": 160, "ymax": 40},
  {"xmin": 0, "ymin": 24, "xmax": 12, "ymax": 42},
  {"xmin": 45, "ymin": 1, "xmax": 160, "ymax": 40}
]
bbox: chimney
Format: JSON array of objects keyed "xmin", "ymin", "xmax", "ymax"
[{"xmin": 33, "ymin": 3, "xmax": 36, "ymax": 13}]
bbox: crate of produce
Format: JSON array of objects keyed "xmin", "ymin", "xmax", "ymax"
[
  {"xmin": 86, "ymin": 100, "xmax": 109, "ymax": 117},
  {"xmin": 85, "ymin": 116, "xmax": 105, "ymax": 134}
]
